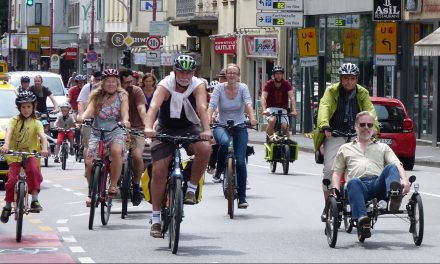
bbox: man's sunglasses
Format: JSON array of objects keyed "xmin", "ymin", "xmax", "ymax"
[{"xmin": 359, "ymin": 122, "xmax": 374, "ymax": 128}]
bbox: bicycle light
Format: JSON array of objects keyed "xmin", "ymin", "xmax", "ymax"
[{"xmin": 414, "ymin": 183, "xmax": 419, "ymax": 192}]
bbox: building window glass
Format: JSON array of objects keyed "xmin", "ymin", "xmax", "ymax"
[
  {"xmin": 35, "ymin": 3, "xmax": 42, "ymax": 25},
  {"xmin": 68, "ymin": 3, "xmax": 79, "ymax": 27}
]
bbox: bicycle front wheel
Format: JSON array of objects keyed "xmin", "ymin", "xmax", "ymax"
[
  {"xmin": 61, "ymin": 144, "xmax": 68, "ymax": 170},
  {"xmin": 121, "ymin": 158, "xmax": 132, "ymax": 219},
  {"xmin": 226, "ymin": 158, "xmax": 235, "ymax": 219},
  {"xmin": 282, "ymin": 144, "xmax": 290, "ymax": 175},
  {"xmin": 101, "ymin": 170, "xmax": 112, "ymax": 225},
  {"xmin": 411, "ymin": 194, "xmax": 424, "ymax": 246},
  {"xmin": 169, "ymin": 178, "xmax": 183, "ymax": 254},
  {"xmin": 15, "ymin": 182, "xmax": 26, "ymax": 242},
  {"xmin": 88, "ymin": 165, "xmax": 101, "ymax": 230},
  {"xmin": 325, "ymin": 197, "xmax": 339, "ymax": 248}
]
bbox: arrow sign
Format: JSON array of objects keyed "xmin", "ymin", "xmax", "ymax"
[
  {"xmin": 256, "ymin": 0, "xmax": 303, "ymax": 11},
  {"xmin": 382, "ymin": 38, "xmax": 391, "ymax": 51},
  {"xmin": 305, "ymin": 41, "xmax": 310, "ymax": 52},
  {"xmin": 256, "ymin": 12, "xmax": 303, "ymax": 27}
]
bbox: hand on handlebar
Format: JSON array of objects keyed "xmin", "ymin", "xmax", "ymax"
[
  {"xmin": 0, "ymin": 145, "xmax": 9, "ymax": 154},
  {"xmin": 200, "ymin": 129, "xmax": 212, "ymax": 141},
  {"xmin": 324, "ymin": 129, "xmax": 332, "ymax": 138},
  {"xmin": 144, "ymin": 127, "xmax": 156, "ymax": 138},
  {"xmin": 289, "ymin": 109, "xmax": 298, "ymax": 117},
  {"xmin": 262, "ymin": 110, "xmax": 270, "ymax": 117},
  {"xmin": 40, "ymin": 149, "xmax": 49, "ymax": 158}
]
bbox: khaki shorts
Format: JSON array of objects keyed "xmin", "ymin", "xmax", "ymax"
[
  {"xmin": 151, "ymin": 124, "xmax": 201, "ymax": 161},
  {"xmin": 126, "ymin": 133, "xmax": 146, "ymax": 153},
  {"xmin": 322, "ymin": 136, "xmax": 347, "ymax": 190},
  {"xmin": 81, "ymin": 126, "xmax": 91, "ymax": 147}
]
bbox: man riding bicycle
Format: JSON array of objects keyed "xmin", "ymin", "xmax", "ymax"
[
  {"xmin": 67, "ymin": 74, "xmax": 86, "ymax": 121},
  {"xmin": 261, "ymin": 65, "xmax": 297, "ymax": 141},
  {"xmin": 144, "ymin": 55, "xmax": 211, "ymax": 238}
]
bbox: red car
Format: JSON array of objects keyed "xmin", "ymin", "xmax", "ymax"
[{"xmin": 371, "ymin": 97, "xmax": 416, "ymax": 170}]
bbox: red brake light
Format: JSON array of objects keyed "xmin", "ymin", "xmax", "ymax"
[{"xmin": 403, "ymin": 118, "xmax": 413, "ymax": 132}]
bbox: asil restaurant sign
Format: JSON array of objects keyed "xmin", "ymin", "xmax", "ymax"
[
  {"xmin": 373, "ymin": 0, "xmax": 402, "ymax": 21},
  {"xmin": 214, "ymin": 38, "xmax": 236, "ymax": 54}
]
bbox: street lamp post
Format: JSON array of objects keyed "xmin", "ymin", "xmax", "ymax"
[{"xmin": 116, "ymin": 0, "xmax": 131, "ymax": 36}]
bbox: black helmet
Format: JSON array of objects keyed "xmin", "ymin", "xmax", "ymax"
[
  {"xmin": 16, "ymin": 91, "xmax": 37, "ymax": 107},
  {"xmin": 20, "ymin": 76, "xmax": 30, "ymax": 83},
  {"xmin": 338, "ymin": 63, "xmax": 360, "ymax": 76},
  {"xmin": 272, "ymin": 65, "xmax": 285, "ymax": 74},
  {"xmin": 173, "ymin": 55, "xmax": 196, "ymax": 71}
]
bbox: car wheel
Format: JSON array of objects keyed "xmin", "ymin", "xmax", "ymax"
[{"xmin": 401, "ymin": 156, "xmax": 415, "ymax": 171}]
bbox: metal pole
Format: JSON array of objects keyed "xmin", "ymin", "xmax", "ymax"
[
  {"xmin": 153, "ymin": 0, "xmax": 157, "ymax": 21},
  {"xmin": 91, "ymin": 0, "xmax": 95, "ymax": 50},
  {"xmin": 50, "ymin": 0, "xmax": 53, "ymax": 56},
  {"xmin": 7, "ymin": 0, "xmax": 11, "ymax": 65}
]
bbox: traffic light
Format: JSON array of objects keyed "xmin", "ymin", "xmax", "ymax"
[
  {"xmin": 26, "ymin": 0, "xmax": 34, "ymax": 6},
  {"xmin": 121, "ymin": 49, "xmax": 131, "ymax": 68}
]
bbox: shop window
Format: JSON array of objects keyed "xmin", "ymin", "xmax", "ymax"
[{"xmin": 35, "ymin": 3, "xmax": 42, "ymax": 25}]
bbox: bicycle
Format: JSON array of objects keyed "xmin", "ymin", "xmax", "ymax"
[
  {"xmin": 120, "ymin": 128, "xmax": 144, "ymax": 219},
  {"xmin": 153, "ymin": 133, "xmax": 205, "ymax": 254},
  {"xmin": 264, "ymin": 110, "xmax": 298, "ymax": 175},
  {"xmin": 74, "ymin": 125, "xmax": 83, "ymax": 162},
  {"xmin": 4, "ymin": 151, "xmax": 41, "ymax": 242},
  {"xmin": 211, "ymin": 120, "xmax": 254, "ymax": 219},
  {"xmin": 82, "ymin": 119, "xmax": 125, "ymax": 230},
  {"xmin": 53, "ymin": 127, "xmax": 76, "ymax": 170}
]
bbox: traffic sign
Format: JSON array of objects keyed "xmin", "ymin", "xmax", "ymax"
[
  {"xmin": 256, "ymin": 0, "xmax": 303, "ymax": 11},
  {"xmin": 256, "ymin": 12, "xmax": 303, "ymax": 27},
  {"xmin": 146, "ymin": 50, "xmax": 161, "ymax": 66},
  {"xmin": 50, "ymin": 54, "xmax": 60, "ymax": 70},
  {"xmin": 146, "ymin": 36, "xmax": 161, "ymax": 50},
  {"xmin": 86, "ymin": 50, "xmax": 98, "ymax": 63},
  {"xmin": 375, "ymin": 22, "xmax": 397, "ymax": 54},
  {"xmin": 343, "ymin": 28, "xmax": 361, "ymax": 58},
  {"xmin": 149, "ymin": 21, "xmax": 169, "ymax": 37},
  {"xmin": 124, "ymin": 35, "xmax": 134, "ymax": 47},
  {"xmin": 297, "ymin": 28, "xmax": 318, "ymax": 57}
]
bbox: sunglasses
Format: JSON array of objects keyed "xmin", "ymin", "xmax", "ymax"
[{"xmin": 359, "ymin": 122, "xmax": 374, "ymax": 128}]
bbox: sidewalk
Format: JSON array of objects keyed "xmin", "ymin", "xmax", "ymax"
[{"xmin": 248, "ymin": 130, "xmax": 440, "ymax": 168}]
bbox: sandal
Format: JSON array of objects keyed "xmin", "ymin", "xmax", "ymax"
[
  {"xmin": 108, "ymin": 186, "xmax": 118, "ymax": 196},
  {"xmin": 86, "ymin": 196, "xmax": 92, "ymax": 207}
]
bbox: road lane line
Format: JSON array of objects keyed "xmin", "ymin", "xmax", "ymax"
[
  {"xmin": 29, "ymin": 219, "xmax": 43, "ymax": 224},
  {"xmin": 53, "ymin": 184, "xmax": 63, "ymax": 188},
  {"xmin": 57, "ymin": 227, "xmax": 70, "ymax": 232},
  {"xmin": 45, "ymin": 180, "xmax": 53, "ymax": 183},
  {"xmin": 69, "ymin": 246, "xmax": 85, "ymax": 253},
  {"xmin": 78, "ymin": 257, "xmax": 95, "ymax": 263},
  {"xmin": 56, "ymin": 219, "xmax": 69, "ymax": 224},
  {"xmin": 39, "ymin": 226, "xmax": 54, "ymax": 232},
  {"xmin": 74, "ymin": 193, "xmax": 85, "ymax": 196},
  {"xmin": 63, "ymin": 188, "xmax": 73, "ymax": 192},
  {"xmin": 66, "ymin": 201, "xmax": 83, "ymax": 204},
  {"xmin": 418, "ymin": 191, "xmax": 440, "ymax": 198},
  {"xmin": 72, "ymin": 212, "xmax": 89, "ymax": 217},
  {"xmin": 62, "ymin": 235, "xmax": 77, "ymax": 243}
]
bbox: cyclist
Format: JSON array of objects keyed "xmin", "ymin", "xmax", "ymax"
[
  {"xmin": 332, "ymin": 111, "xmax": 410, "ymax": 239},
  {"xmin": 144, "ymin": 55, "xmax": 211, "ymax": 238},
  {"xmin": 53, "ymin": 102, "xmax": 76, "ymax": 163},
  {"xmin": 67, "ymin": 74, "xmax": 86, "ymax": 121},
  {"xmin": 29, "ymin": 75, "xmax": 59, "ymax": 114},
  {"xmin": 261, "ymin": 65, "xmax": 297, "ymax": 141},
  {"xmin": 207, "ymin": 63, "xmax": 257, "ymax": 207},
  {"xmin": 119, "ymin": 69, "xmax": 148, "ymax": 206},
  {"xmin": 17, "ymin": 76, "xmax": 31, "ymax": 93},
  {"xmin": 140, "ymin": 73, "xmax": 157, "ymax": 112},
  {"xmin": 0, "ymin": 91, "xmax": 49, "ymax": 223},
  {"xmin": 78, "ymin": 69, "xmax": 130, "ymax": 204},
  {"xmin": 216, "ymin": 68, "xmax": 227, "ymax": 83},
  {"xmin": 313, "ymin": 62, "xmax": 378, "ymax": 221}
]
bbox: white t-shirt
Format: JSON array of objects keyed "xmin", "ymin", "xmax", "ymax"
[{"xmin": 77, "ymin": 82, "xmax": 95, "ymax": 103}]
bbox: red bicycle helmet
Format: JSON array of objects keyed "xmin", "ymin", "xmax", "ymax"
[{"xmin": 103, "ymin": 69, "xmax": 119, "ymax": 78}]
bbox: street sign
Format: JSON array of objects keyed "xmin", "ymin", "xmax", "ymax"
[
  {"xmin": 375, "ymin": 22, "xmax": 397, "ymax": 54},
  {"xmin": 256, "ymin": 0, "xmax": 303, "ymax": 11},
  {"xmin": 124, "ymin": 35, "xmax": 134, "ymax": 47},
  {"xmin": 256, "ymin": 12, "xmax": 303, "ymax": 27},
  {"xmin": 146, "ymin": 36, "xmax": 161, "ymax": 50},
  {"xmin": 149, "ymin": 21, "xmax": 169, "ymax": 37},
  {"xmin": 300, "ymin": 57, "xmax": 318, "ymax": 67},
  {"xmin": 375, "ymin": 54, "xmax": 396, "ymax": 66},
  {"xmin": 146, "ymin": 50, "xmax": 161, "ymax": 66},
  {"xmin": 297, "ymin": 28, "xmax": 318, "ymax": 57},
  {"xmin": 50, "ymin": 54, "xmax": 60, "ymax": 70},
  {"xmin": 86, "ymin": 50, "xmax": 98, "ymax": 63},
  {"xmin": 343, "ymin": 28, "xmax": 361, "ymax": 58}
]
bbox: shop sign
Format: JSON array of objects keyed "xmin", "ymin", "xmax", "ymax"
[
  {"xmin": 373, "ymin": 0, "xmax": 402, "ymax": 21},
  {"xmin": 65, "ymin": 47, "xmax": 78, "ymax": 60},
  {"xmin": 161, "ymin": 52, "xmax": 173, "ymax": 66},
  {"xmin": 245, "ymin": 36, "xmax": 277, "ymax": 58},
  {"xmin": 108, "ymin": 32, "xmax": 150, "ymax": 48},
  {"xmin": 214, "ymin": 37, "xmax": 236, "ymax": 54}
]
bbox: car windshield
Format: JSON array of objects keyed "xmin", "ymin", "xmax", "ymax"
[
  {"xmin": 0, "ymin": 90, "xmax": 18, "ymax": 118},
  {"xmin": 9, "ymin": 75, "xmax": 65, "ymax": 96},
  {"xmin": 374, "ymin": 104, "xmax": 405, "ymax": 133}
]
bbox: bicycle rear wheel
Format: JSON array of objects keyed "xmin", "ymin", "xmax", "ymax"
[
  {"xmin": 88, "ymin": 165, "xmax": 101, "ymax": 230},
  {"xmin": 61, "ymin": 144, "xmax": 68, "ymax": 170},
  {"xmin": 169, "ymin": 178, "xmax": 183, "ymax": 254},
  {"xmin": 410, "ymin": 194, "xmax": 424, "ymax": 246},
  {"xmin": 226, "ymin": 158, "xmax": 235, "ymax": 219},
  {"xmin": 282, "ymin": 144, "xmax": 290, "ymax": 175},
  {"xmin": 325, "ymin": 197, "xmax": 339, "ymax": 248},
  {"xmin": 15, "ymin": 182, "xmax": 26, "ymax": 242},
  {"xmin": 101, "ymin": 170, "xmax": 112, "ymax": 225},
  {"xmin": 121, "ymin": 158, "xmax": 133, "ymax": 219}
]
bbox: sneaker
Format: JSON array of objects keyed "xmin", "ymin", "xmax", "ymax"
[
  {"xmin": 69, "ymin": 147, "xmax": 75, "ymax": 156},
  {"xmin": 207, "ymin": 167, "xmax": 216, "ymax": 175},
  {"xmin": 30, "ymin": 200, "xmax": 43, "ymax": 212},
  {"xmin": 246, "ymin": 179, "xmax": 251, "ymax": 190},
  {"xmin": 212, "ymin": 170, "xmax": 222, "ymax": 183},
  {"xmin": 132, "ymin": 190, "xmax": 143, "ymax": 206},
  {"xmin": 150, "ymin": 223, "xmax": 162, "ymax": 238},
  {"xmin": 54, "ymin": 156, "xmax": 60, "ymax": 163},
  {"xmin": 238, "ymin": 198, "xmax": 248, "ymax": 209},
  {"xmin": 357, "ymin": 216, "xmax": 371, "ymax": 239},
  {"xmin": 1, "ymin": 207, "xmax": 11, "ymax": 223},
  {"xmin": 389, "ymin": 181, "xmax": 403, "ymax": 213},
  {"xmin": 184, "ymin": 191, "xmax": 197, "ymax": 205}
]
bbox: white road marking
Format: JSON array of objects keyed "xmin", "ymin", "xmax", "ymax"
[
  {"xmin": 74, "ymin": 192, "xmax": 85, "ymax": 196},
  {"xmin": 56, "ymin": 219, "xmax": 68, "ymax": 224},
  {"xmin": 72, "ymin": 212, "xmax": 89, "ymax": 217},
  {"xmin": 78, "ymin": 257, "xmax": 95, "ymax": 263},
  {"xmin": 248, "ymin": 163, "xmax": 321, "ymax": 176},
  {"xmin": 63, "ymin": 188, "xmax": 73, "ymax": 192},
  {"xmin": 57, "ymin": 226, "xmax": 70, "ymax": 232},
  {"xmin": 69, "ymin": 246, "xmax": 85, "ymax": 253},
  {"xmin": 62, "ymin": 235, "xmax": 77, "ymax": 243},
  {"xmin": 65, "ymin": 201, "xmax": 84, "ymax": 204},
  {"xmin": 45, "ymin": 180, "xmax": 53, "ymax": 183},
  {"xmin": 53, "ymin": 184, "xmax": 63, "ymax": 188},
  {"xmin": 418, "ymin": 191, "xmax": 440, "ymax": 198}
]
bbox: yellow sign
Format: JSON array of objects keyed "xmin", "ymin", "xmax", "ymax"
[
  {"xmin": 298, "ymin": 28, "xmax": 318, "ymax": 57},
  {"xmin": 343, "ymin": 29, "xmax": 361, "ymax": 58},
  {"xmin": 375, "ymin": 22, "xmax": 397, "ymax": 54},
  {"xmin": 27, "ymin": 26, "xmax": 50, "ymax": 52}
]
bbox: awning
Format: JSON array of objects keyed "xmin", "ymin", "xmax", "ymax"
[{"xmin": 414, "ymin": 27, "xmax": 440, "ymax": 56}]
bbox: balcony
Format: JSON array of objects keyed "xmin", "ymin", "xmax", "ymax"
[{"xmin": 170, "ymin": 0, "xmax": 218, "ymax": 37}]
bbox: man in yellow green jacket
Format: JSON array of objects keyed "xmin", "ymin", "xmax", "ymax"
[{"xmin": 313, "ymin": 63, "xmax": 378, "ymax": 221}]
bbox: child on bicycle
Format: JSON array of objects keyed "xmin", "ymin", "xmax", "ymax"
[
  {"xmin": 1, "ymin": 91, "xmax": 49, "ymax": 223},
  {"xmin": 54, "ymin": 102, "xmax": 75, "ymax": 163}
]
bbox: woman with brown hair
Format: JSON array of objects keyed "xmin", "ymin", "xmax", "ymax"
[{"xmin": 141, "ymin": 72, "xmax": 158, "ymax": 112}]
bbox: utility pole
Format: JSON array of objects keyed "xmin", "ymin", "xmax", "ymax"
[
  {"xmin": 153, "ymin": 0, "xmax": 156, "ymax": 21},
  {"xmin": 50, "ymin": 0, "xmax": 53, "ymax": 57},
  {"xmin": 7, "ymin": 0, "xmax": 11, "ymax": 65},
  {"xmin": 90, "ymin": 0, "xmax": 95, "ymax": 50}
]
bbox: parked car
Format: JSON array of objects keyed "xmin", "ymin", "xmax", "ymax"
[
  {"xmin": 371, "ymin": 97, "xmax": 416, "ymax": 170},
  {"xmin": 7, "ymin": 71, "xmax": 68, "ymax": 122},
  {"xmin": 0, "ymin": 80, "xmax": 19, "ymax": 188}
]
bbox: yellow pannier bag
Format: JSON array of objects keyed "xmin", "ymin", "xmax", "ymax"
[{"xmin": 141, "ymin": 159, "xmax": 204, "ymax": 204}]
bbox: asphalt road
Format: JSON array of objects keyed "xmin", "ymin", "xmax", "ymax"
[{"xmin": 1, "ymin": 146, "xmax": 440, "ymax": 263}]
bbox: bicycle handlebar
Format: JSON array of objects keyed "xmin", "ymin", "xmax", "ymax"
[
  {"xmin": 82, "ymin": 119, "xmax": 125, "ymax": 134},
  {"xmin": 331, "ymin": 130, "xmax": 357, "ymax": 138},
  {"xmin": 5, "ymin": 150, "xmax": 41, "ymax": 158},
  {"xmin": 211, "ymin": 120, "xmax": 253, "ymax": 130},
  {"xmin": 52, "ymin": 127, "xmax": 76, "ymax": 132},
  {"xmin": 154, "ymin": 133, "xmax": 206, "ymax": 146},
  {"xmin": 126, "ymin": 128, "xmax": 144, "ymax": 137}
]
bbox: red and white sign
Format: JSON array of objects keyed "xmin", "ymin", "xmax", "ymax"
[
  {"xmin": 146, "ymin": 36, "xmax": 161, "ymax": 50},
  {"xmin": 65, "ymin": 47, "xmax": 78, "ymax": 60},
  {"xmin": 214, "ymin": 37, "xmax": 236, "ymax": 54},
  {"xmin": 244, "ymin": 35, "xmax": 277, "ymax": 58}
]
